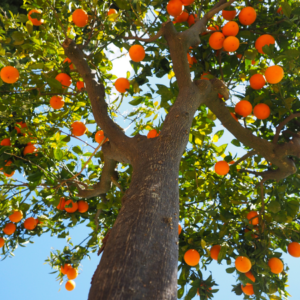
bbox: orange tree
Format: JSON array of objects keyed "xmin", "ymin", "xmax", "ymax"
[{"xmin": 1, "ymin": 0, "xmax": 300, "ymax": 299}]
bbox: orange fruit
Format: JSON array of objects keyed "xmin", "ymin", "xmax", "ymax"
[
  {"xmin": 78, "ymin": 200, "xmax": 89, "ymax": 213},
  {"xmin": 147, "ymin": 129, "xmax": 159, "ymax": 139},
  {"xmin": 55, "ymin": 73, "xmax": 72, "ymax": 88},
  {"xmin": 76, "ymin": 80, "xmax": 85, "ymax": 91},
  {"xmin": 65, "ymin": 280, "xmax": 76, "ymax": 291},
  {"xmin": 223, "ymin": 36, "xmax": 239, "ymax": 52},
  {"xmin": 235, "ymin": 100, "xmax": 252, "ymax": 117},
  {"xmin": 247, "ymin": 211, "xmax": 259, "ymax": 225},
  {"xmin": 245, "ymin": 271, "xmax": 256, "ymax": 283},
  {"xmin": 95, "ymin": 130, "xmax": 108, "ymax": 144},
  {"xmin": 23, "ymin": 144, "xmax": 37, "ymax": 155},
  {"xmin": 63, "ymin": 58, "xmax": 74, "ymax": 70},
  {"xmin": 66, "ymin": 267, "xmax": 78, "ymax": 280},
  {"xmin": 238, "ymin": 7, "xmax": 256, "ymax": 26},
  {"xmin": 231, "ymin": 112, "xmax": 238, "ymax": 121},
  {"xmin": 245, "ymin": 228, "xmax": 258, "ymax": 239},
  {"xmin": 210, "ymin": 245, "xmax": 221, "ymax": 260},
  {"xmin": 61, "ymin": 264, "xmax": 72, "ymax": 275},
  {"xmin": 222, "ymin": 21, "xmax": 239, "ymax": 36},
  {"xmin": 4, "ymin": 171, "xmax": 15, "ymax": 177},
  {"xmin": 0, "ymin": 237, "xmax": 5, "ymax": 248},
  {"xmin": 166, "ymin": 0, "xmax": 183, "ymax": 17},
  {"xmin": 250, "ymin": 74, "xmax": 265, "ymax": 90},
  {"xmin": 184, "ymin": 249, "xmax": 200, "ymax": 266},
  {"xmin": 0, "ymin": 66, "xmax": 19, "ymax": 84},
  {"xmin": 187, "ymin": 53, "xmax": 194, "ymax": 67},
  {"xmin": 15, "ymin": 121, "xmax": 27, "ymax": 134},
  {"xmin": 178, "ymin": 224, "xmax": 182, "ymax": 235},
  {"xmin": 115, "ymin": 78, "xmax": 130, "ymax": 93},
  {"xmin": 236, "ymin": 54, "xmax": 243, "ymax": 59},
  {"xmin": 255, "ymin": 34, "xmax": 275, "ymax": 54},
  {"xmin": 3, "ymin": 223, "xmax": 16, "ymax": 235},
  {"xmin": 201, "ymin": 72, "xmax": 211, "ymax": 80},
  {"xmin": 251, "ymin": 60, "xmax": 256, "ymax": 65},
  {"xmin": 214, "ymin": 161, "xmax": 229, "ymax": 175},
  {"xmin": 28, "ymin": 9, "xmax": 43, "ymax": 26},
  {"xmin": 265, "ymin": 65, "xmax": 284, "ymax": 84},
  {"xmin": 277, "ymin": 7, "xmax": 283, "ymax": 14},
  {"xmin": 207, "ymin": 25, "xmax": 219, "ymax": 31},
  {"xmin": 57, "ymin": 197, "xmax": 66, "ymax": 210},
  {"xmin": 241, "ymin": 284, "xmax": 254, "ymax": 295},
  {"xmin": 71, "ymin": 121, "xmax": 86, "ymax": 136},
  {"xmin": 174, "ymin": 11, "xmax": 189, "ymax": 23},
  {"xmin": 0, "ymin": 160, "xmax": 12, "ymax": 171},
  {"xmin": 235, "ymin": 256, "xmax": 252, "ymax": 273},
  {"xmin": 24, "ymin": 217, "xmax": 37, "ymax": 230},
  {"xmin": 222, "ymin": 8, "xmax": 237, "ymax": 20},
  {"xmin": 268, "ymin": 257, "xmax": 283, "ymax": 274},
  {"xmin": 187, "ymin": 14, "xmax": 197, "ymax": 26},
  {"xmin": 72, "ymin": 9, "xmax": 88, "ymax": 27},
  {"xmin": 253, "ymin": 103, "xmax": 270, "ymax": 120},
  {"xmin": 64, "ymin": 200, "xmax": 78, "ymax": 213},
  {"xmin": 181, "ymin": 0, "xmax": 194, "ymax": 5},
  {"xmin": 209, "ymin": 32, "xmax": 225, "ymax": 50},
  {"xmin": 0, "ymin": 138, "xmax": 11, "ymax": 146},
  {"xmin": 129, "ymin": 45, "xmax": 145, "ymax": 62},
  {"xmin": 108, "ymin": 9, "xmax": 117, "ymax": 16},
  {"xmin": 287, "ymin": 242, "xmax": 300, "ymax": 258},
  {"xmin": 50, "ymin": 96, "xmax": 64, "ymax": 109},
  {"xmin": 9, "ymin": 210, "xmax": 23, "ymax": 223}
]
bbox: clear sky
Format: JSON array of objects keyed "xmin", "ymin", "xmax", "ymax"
[{"xmin": 1, "ymin": 38, "xmax": 300, "ymax": 300}]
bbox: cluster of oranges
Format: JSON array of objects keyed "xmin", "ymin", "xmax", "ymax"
[
  {"xmin": 61, "ymin": 264, "xmax": 78, "ymax": 291},
  {"xmin": 56, "ymin": 197, "xmax": 89, "ymax": 213}
]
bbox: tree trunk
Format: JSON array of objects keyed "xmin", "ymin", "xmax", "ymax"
[{"xmin": 88, "ymin": 148, "xmax": 180, "ymax": 300}]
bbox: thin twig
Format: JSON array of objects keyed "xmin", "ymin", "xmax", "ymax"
[
  {"xmin": 124, "ymin": 27, "xmax": 164, "ymax": 42},
  {"xmin": 232, "ymin": 150, "xmax": 256, "ymax": 166}
]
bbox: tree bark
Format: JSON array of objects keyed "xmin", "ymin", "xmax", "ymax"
[{"xmin": 88, "ymin": 147, "xmax": 180, "ymax": 300}]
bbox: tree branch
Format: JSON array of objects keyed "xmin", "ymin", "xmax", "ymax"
[
  {"xmin": 232, "ymin": 150, "xmax": 256, "ymax": 166},
  {"xmin": 123, "ymin": 27, "xmax": 163, "ymax": 42}
]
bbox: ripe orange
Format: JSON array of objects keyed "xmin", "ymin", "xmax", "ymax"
[
  {"xmin": 247, "ymin": 211, "xmax": 259, "ymax": 225},
  {"xmin": 15, "ymin": 121, "xmax": 27, "ymax": 134},
  {"xmin": 245, "ymin": 271, "xmax": 256, "ymax": 283},
  {"xmin": 28, "ymin": 9, "xmax": 43, "ymax": 26},
  {"xmin": 0, "ymin": 160, "xmax": 12, "ymax": 171},
  {"xmin": 287, "ymin": 242, "xmax": 300, "ymax": 258},
  {"xmin": 24, "ymin": 217, "xmax": 37, "ymax": 230},
  {"xmin": 187, "ymin": 53, "xmax": 194, "ymax": 67},
  {"xmin": 95, "ymin": 130, "xmax": 108, "ymax": 144},
  {"xmin": 0, "ymin": 138, "xmax": 11, "ymax": 146},
  {"xmin": 66, "ymin": 267, "xmax": 78, "ymax": 280},
  {"xmin": 72, "ymin": 9, "xmax": 88, "ymax": 27},
  {"xmin": 4, "ymin": 171, "xmax": 15, "ymax": 177},
  {"xmin": 231, "ymin": 112, "xmax": 238, "ymax": 121},
  {"xmin": 210, "ymin": 245, "xmax": 221, "ymax": 260},
  {"xmin": 61, "ymin": 263, "xmax": 72, "ymax": 275},
  {"xmin": 3, "ymin": 223, "xmax": 16, "ymax": 235},
  {"xmin": 245, "ymin": 227, "xmax": 258, "ymax": 239},
  {"xmin": 235, "ymin": 256, "xmax": 252, "ymax": 273},
  {"xmin": 64, "ymin": 200, "xmax": 78, "ymax": 213},
  {"xmin": 178, "ymin": 224, "xmax": 182, "ymax": 235},
  {"xmin": 0, "ymin": 237, "xmax": 5, "ymax": 248},
  {"xmin": 181, "ymin": 0, "xmax": 194, "ymax": 5},
  {"xmin": 63, "ymin": 58, "xmax": 74, "ymax": 70},
  {"xmin": 222, "ymin": 8, "xmax": 237, "ymax": 20},
  {"xmin": 174, "ymin": 11, "xmax": 189, "ymax": 23},
  {"xmin": 236, "ymin": 54, "xmax": 243, "ymax": 59},
  {"xmin": 78, "ymin": 200, "xmax": 89, "ymax": 213},
  {"xmin": 209, "ymin": 32, "xmax": 225, "ymax": 50},
  {"xmin": 268, "ymin": 257, "xmax": 283, "ymax": 274},
  {"xmin": 235, "ymin": 100, "xmax": 252, "ymax": 117},
  {"xmin": 238, "ymin": 7, "xmax": 256, "ymax": 26},
  {"xmin": 253, "ymin": 103, "xmax": 270, "ymax": 120},
  {"xmin": 214, "ymin": 161, "xmax": 229, "ymax": 175},
  {"xmin": 222, "ymin": 21, "xmax": 239, "ymax": 36},
  {"xmin": 187, "ymin": 14, "xmax": 197, "ymax": 26},
  {"xmin": 241, "ymin": 284, "xmax": 254, "ymax": 295},
  {"xmin": 277, "ymin": 7, "xmax": 283, "ymax": 14},
  {"xmin": 265, "ymin": 65, "xmax": 284, "ymax": 84},
  {"xmin": 0, "ymin": 66, "xmax": 19, "ymax": 84},
  {"xmin": 107, "ymin": 9, "xmax": 117, "ymax": 16},
  {"xmin": 207, "ymin": 25, "xmax": 219, "ymax": 31},
  {"xmin": 201, "ymin": 72, "xmax": 211, "ymax": 80},
  {"xmin": 255, "ymin": 34, "xmax": 275, "ymax": 54},
  {"xmin": 249, "ymin": 74, "xmax": 266, "ymax": 90},
  {"xmin": 71, "ymin": 121, "xmax": 86, "ymax": 136},
  {"xmin": 23, "ymin": 144, "xmax": 37, "ymax": 155},
  {"xmin": 65, "ymin": 280, "xmax": 76, "ymax": 291},
  {"xmin": 57, "ymin": 197, "xmax": 66, "ymax": 210},
  {"xmin": 115, "ymin": 78, "xmax": 130, "ymax": 93},
  {"xmin": 50, "ymin": 96, "xmax": 64, "ymax": 109},
  {"xmin": 9, "ymin": 210, "xmax": 23, "ymax": 223},
  {"xmin": 76, "ymin": 80, "xmax": 85, "ymax": 91},
  {"xmin": 184, "ymin": 249, "xmax": 200, "ymax": 266},
  {"xmin": 166, "ymin": 0, "xmax": 183, "ymax": 17},
  {"xmin": 223, "ymin": 36, "xmax": 240, "ymax": 52},
  {"xmin": 55, "ymin": 73, "xmax": 72, "ymax": 88},
  {"xmin": 129, "ymin": 45, "xmax": 145, "ymax": 62},
  {"xmin": 147, "ymin": 129, "xmax": 159, "ymax": 139}
]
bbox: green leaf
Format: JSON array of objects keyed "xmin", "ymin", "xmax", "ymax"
[
  {"xmin": 268, "ymin": 201, "xmax": 281, "ymax": 213},
  {"xmin": 226, "ymin": 267, "xmax": 236, "ymax": 274},
  {"xmin": 54, "ymin": 149, "xmax": 64, "ymax": 161},
  {"xmin": 231, "ymin": 139, "xmax": 241, "ymax": 147},
  {"xmin": 281, "ymin": 2, "xmax": 292, "ymax": 17},
  {"xmin": 129, "ymin": 96, "xmax": 144, "ymax": 106},
  {"xmin": 72, "ymin": 146, "xmax": 83, "ymax": 155}
]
